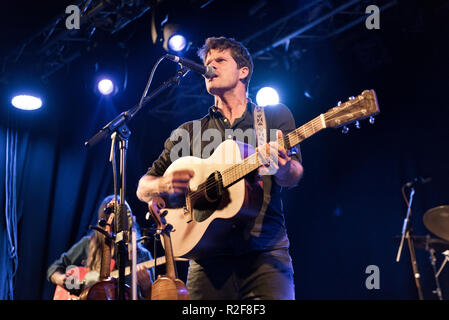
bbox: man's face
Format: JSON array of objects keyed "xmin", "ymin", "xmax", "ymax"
[{"xmin": 204, "ymin": 48, "xmax": 247, "ymax": 95}]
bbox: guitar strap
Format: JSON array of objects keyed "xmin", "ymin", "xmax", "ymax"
[
  {"xmin": 254, "ymin": 103, "xmax": 301, "ymax": 162},
  {"xmin": 253, "ymin": 104, "xmax": 267, "ymax": 148},
  {"xmin": 254, "ymin": 104, "xmax": 273, "ymax": 176}
]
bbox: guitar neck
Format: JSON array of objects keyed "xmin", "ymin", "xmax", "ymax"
[
  {"xmin": 99, "ymin": 241, "xmax": 112, "ymax": 280},
  {"xmin": 110, "ymin": 256, "xmax": 168, "ymax": 278},
  {"xmin": 222, "ymin": 114, "xmax": 326, "ymax": 187},
  {"xmin": 162, "ymin": 233, "xmax": 178, "ymax": 280},
  {"xmin": 283, "ymin": 114, "xmax": 326, "ymax": 148}
]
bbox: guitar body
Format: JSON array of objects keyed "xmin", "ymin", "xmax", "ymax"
[
  {"xmin": 53, "ymin": 266, "xmax": 91, "ymax": 300},
  {"xmin": 164, "ymin": 139, "xmax": 263, "ymax": 259},
  {"xmin": 52, "ymin": 262, "xmax": 115, "ymax": 300},
  {"xmin": 79, "ymin": 279, "xmax": 130, "ymax": 300},
  {"xmin": 151, "ymin": 276, "xmax": 189, "ymax": 300}
]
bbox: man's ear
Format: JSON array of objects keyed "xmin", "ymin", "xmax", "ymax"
[{"xmin": 239, "ymin": 66, "xmax": 249, "ymax": 81}]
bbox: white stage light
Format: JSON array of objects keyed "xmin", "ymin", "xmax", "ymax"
[
  {"xmin": 11, "ymin": 94, "xmax": 43, "ymax": 110},
  {"xmin": 97, "ymin": 79, "xmax": 114, "ymax": 95},
  {"xmin": 168, "ymin": 34, "xmax": 187, "ymax": 52},
  {"xmin": 256, "ymin": 87, "xmax": 279, "ymax": 106}
]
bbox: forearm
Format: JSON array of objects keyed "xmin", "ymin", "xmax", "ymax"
[
  {"xmin": 274, "ymin": 160, "xmax": 303, "ymax": 187},
  {"xmin": 137, "ymin": 170, "xmax": 194, "ymax": 202}
]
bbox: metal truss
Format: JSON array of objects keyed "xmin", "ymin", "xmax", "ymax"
[
  {"xmin": 2, "ymin": 0, "xmax": 398, "ymax": 118},
  {"xmin": 247, "ymin": 0, "xmax": 397, "ymax": 59},
  {"xmin": 147, "ymin": 0, "xmax": 398, "ymax": 118},
  {"xmin": 1, "ymin": 0, "xmax": 151, "ymax": 83}
]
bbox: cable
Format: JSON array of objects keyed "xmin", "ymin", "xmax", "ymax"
[{"xmin": 132, "ymin": 55, "xmax": 166, "ymax": 117}]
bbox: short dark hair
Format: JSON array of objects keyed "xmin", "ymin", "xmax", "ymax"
[{"xmin": 197, "ymin": 37, "xmax": 253, "ymax": 90}]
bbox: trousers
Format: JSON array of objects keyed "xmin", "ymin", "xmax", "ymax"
[{"xmin": 186, "ymin": 248, "xmax": 295, "ymax": 300}]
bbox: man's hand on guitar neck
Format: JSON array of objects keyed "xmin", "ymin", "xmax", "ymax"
[
  {"xmin": 259, "ymin": 130, "xmax": 304, "ymax": 188},
  {"xmin": 137, "ymin": 170, "xmax": 195, "ymax": 203}
]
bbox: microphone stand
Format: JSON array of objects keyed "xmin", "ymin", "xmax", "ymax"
[
  {"xmin": 427, "ymin": 244, "xmax": 443, "ymax": 300},
  {"xmin": 85, "ymin": 66, "xmax": 190, "ymax": 299},
  {"xmin": 129, "ymin": 215, "xmax": 138, "ymax": 300},
  {"xmin": 395, "ymin": 186, "xmax": 424, "ymax": 300}
]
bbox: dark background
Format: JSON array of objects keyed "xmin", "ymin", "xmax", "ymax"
[{"xmin": 1, "ymin": 0, "xmax": 448, "ymax": 300}]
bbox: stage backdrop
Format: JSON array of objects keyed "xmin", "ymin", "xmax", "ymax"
[{"xmin": 1, "ymin": 0, "xmax": 448, "ymax": 300}]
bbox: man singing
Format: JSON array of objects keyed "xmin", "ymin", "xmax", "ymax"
[{"xmin": 137, "ymin": 37, "xmax": 303, "ymax": 300}]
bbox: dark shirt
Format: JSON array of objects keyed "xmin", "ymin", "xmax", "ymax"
[{"xmin": 147, "ymin": 100, "xmax": 301, "ymax": 256}]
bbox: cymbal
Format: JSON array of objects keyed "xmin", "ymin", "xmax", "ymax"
[
  {"xmin": 423, "ymin": 205, "xmax": 449, "ymax": 242},
  {"xmin": 393, "ymin": 235, "xmax": 449, "ymax": 252}
]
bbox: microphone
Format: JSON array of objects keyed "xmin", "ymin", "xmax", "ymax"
[
  {"xmin": 165, "ymin": 54, "xmax": 216, "ymax": 79},
  {"xmin": 405, "ymin": 176, "xmax": 432, "ymax": 188}
]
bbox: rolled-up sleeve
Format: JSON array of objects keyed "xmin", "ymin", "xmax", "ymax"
[{"xmin": 46, "ymin": 236, "xmax": 90, "ymax": 281}]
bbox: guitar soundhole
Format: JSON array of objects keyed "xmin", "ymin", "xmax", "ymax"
[{"xmin": 191, "ymin": 171, "xmax": 228, "ymax": 222}]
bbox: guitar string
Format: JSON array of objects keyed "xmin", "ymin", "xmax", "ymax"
[
  {"xmin": 187, "ymin": 115, "xmax": 326, "ymax": 202},
  {"xmin": 187, "ymin": 114, "xmax": 330, "ymax": 201},
  {"xmin": 189, "ymin": 120, "xmax": 315, "ymax": 200},
  {"xmin": 188, "ymin": 109, "xmax": 359, "ymax": 201},
  {"xmin": 187, "ymin": 96, "xmax": 369, "ymax": 201},
  {"xmin": 217, "ymin": 101, "xmax": 362, "ymax": 182},
  {"xmin": 219, "ymin": 115, "xmax": 325, "ymax": 181}
]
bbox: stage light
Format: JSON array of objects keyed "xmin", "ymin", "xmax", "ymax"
[
  {"xmin": 162, "ymin": 24, "xmax": 190, "ymax": 53},
  {"xmin": 11, "ymin": 94, "xmax": 43, "ymax": 110},
  {"xmin": 256, "ymin": 87, "xmax": 279, "ymax": 106},
  {"xmin": 97, "ymin": 78, "xmax": 115, "ymax": 95},
  {"xmin": 168, "ymin": 34, "xmax": 187, "ymax": 52}
]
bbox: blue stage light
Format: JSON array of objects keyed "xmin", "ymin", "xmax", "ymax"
[
  {"xmin": 97, "ymin": 78, "xmax": 114, "ymax": 95},
  {"xmin": 11, "ymin": 94, "xmax": 43, "ymax": 110},
  {"xmin": 168, "ymin": 34, "xmax": 187, "ymax": 52},
  {"xmin": 256, "ymin": 87, "xmax": 279, "ymax": 106},
  {"xmin": 162, "ymin": 23, "xmax": 190, "ymax": 53}
]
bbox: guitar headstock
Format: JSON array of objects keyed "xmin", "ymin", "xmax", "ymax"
[
  {"xmin": 98, "ymin": 200, "xmax": 116, "ymax": 236},
  {"xmin": 324, "ymin": 90, "xmax": 380, "ymax": 129},
  {"xmin": 147, "ymin": 197, "xmax": 168, "ymax": 232}
]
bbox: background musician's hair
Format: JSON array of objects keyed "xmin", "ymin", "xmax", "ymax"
[{"xmin": 86, "ymin": 195, "xmax": 131, "ymax": 271}]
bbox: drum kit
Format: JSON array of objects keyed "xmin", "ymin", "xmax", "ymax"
[{"xmin": 395, "ymin": 205, "xmax": 449, "ymax": 300}]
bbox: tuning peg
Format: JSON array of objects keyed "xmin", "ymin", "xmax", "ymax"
[
  {"xmin": 337, "ymin": 101, "xmax": 342, "ymax": 106},
  {"xmin": 369, "ymin": 116, "xmax": 375, "ymax": 124},
  {"xmin": 349, "ymin": 96, "xmax": 355, "ymax": 100},
  {"xmin": 98, "ymin": 218, "xmax": 107, "ymax": 227},
  {"xmin": 341, "ymin": 126, "xmax": 349, "ymax": 134},
  {"xmin": 355, "ymin": 120, "xmax": 361, "ymax": 129}
]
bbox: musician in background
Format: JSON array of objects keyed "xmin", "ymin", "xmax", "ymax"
[
  {"xmin": 47, "ymin": 195, "xmax": 154, "ymax": 299},
  {"xmin": 136, "ymin": 37, "xmax": 303, "ymax": 299}
]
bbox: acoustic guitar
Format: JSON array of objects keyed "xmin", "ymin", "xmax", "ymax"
[
  {"xmin": 52, "ymin": 256, "xmax": 187, "ymax": 300},
  {"xmin": 160, "ymin": 90, "xmax": 380, "ymax": 260}
]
